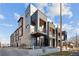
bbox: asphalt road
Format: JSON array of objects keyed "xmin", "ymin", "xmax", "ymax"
[
  {"xmin": 71, "ymin": 51, "xmax": 79, "ymax": 56},
  {"xmin": 0, "ymin": 48, "xmax": 30, "ymax": 56}
]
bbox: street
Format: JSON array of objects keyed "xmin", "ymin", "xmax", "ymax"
[
  {"xmin": 0, "ymin": 47, "xmax": 79, "ymax": 56},
  {"xmin": 71, "ymin": 51, "xmax": 79, "ymax": 56},
  {"xmin": 0, "ymin": 48, "xmax": 30, "ymax": 56}
]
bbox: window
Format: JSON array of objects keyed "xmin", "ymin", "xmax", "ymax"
[
  {"xmin": 40, "ymin": 19, "xmax": 46, "ymax": 32},
  {"xmin": 15, "ymin": 29, "xmax": 19, "ymax": 41},
  {"xmin": 26, "ymin": 12, "xmax": 29, "ymax": 18},
  {"xmin": 26, "ymin": 24, "xmax": 29, "ymax": 29},
  {"xmin": 15, "ymin": 31, "xmax": 17, "ymax": 41},
  {"xmin": 19, "ymin": 26, "xmax": 23, "ymax": 37},
  {"xmin": 10, "ymin": 34, "xmax": 14, "ymax": 43},
  {"xmin": 18, "ymin": 17, "xmax": 23, "ymax": 27}
]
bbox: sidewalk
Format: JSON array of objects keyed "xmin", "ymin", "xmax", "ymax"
[{"xmin": 28, "ymin": 47, "xmax": 60, "ymax": 56}]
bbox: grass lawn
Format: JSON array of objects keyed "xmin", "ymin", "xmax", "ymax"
[
  {"xmin": 43, "ymin": 51, "xmax": 72, "ymax": 56},
  {"xmin": 72, "ymin": 47, "xmax": 79, "ymax": 51}
]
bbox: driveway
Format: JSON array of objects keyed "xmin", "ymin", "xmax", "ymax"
[{"xmin": 0, "ymin": 48, "xmax": 30, "ymax": 56}]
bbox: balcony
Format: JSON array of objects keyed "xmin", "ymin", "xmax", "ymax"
[
  {"xmin": 39, "ymin": 19, "xmax": 46, "ymax": 33},
  {"xmin": 31, "ymin": 25, "xmax": 47, "ymax": 37},
  {"xmin": 39, "ymin": 26, "xmax": 46, "ymax": 33},
  {"xmin": 49, "ymin": 31, "xmax": 56, "ymax": 38},
  {"xmin": 30, "ymin": 25, "xmax": 36, "ymax": 33}
]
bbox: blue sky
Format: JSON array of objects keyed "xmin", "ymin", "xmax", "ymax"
[
  {"xmin": 0, "ymin": 3, "xmax": 25, "ymax": 44},
  {"xmin": 0, "ymin": 3, "xmax": 79, "ymax": 44}
]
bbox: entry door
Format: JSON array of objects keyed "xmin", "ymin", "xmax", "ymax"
[
  {"xmin": 17, "ymin": 43, "xmax": 18, "ymax": 47},
  {"xmin": 52, "ymin": 39, "xmax": 55, "ymax": 47},
  {"xmin": 49, "ymin": 39, "xmax": 52, "ymax": 47},
  {"xmin": 40, "ymin": 36, "xmax": 44, "ymax": 47},
  {"xmin": 32, "ymin": 37, "xmax": 36, "ymax": 46}
]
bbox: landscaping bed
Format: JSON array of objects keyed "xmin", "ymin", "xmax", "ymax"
[{"xmin": 43, "ymin": 51, "xmax": 72, "ymax": 56}]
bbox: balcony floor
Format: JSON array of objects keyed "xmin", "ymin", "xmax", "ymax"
[{"xmin": 31, "ymin": 31, "xmax": 47, "ymax": 37}]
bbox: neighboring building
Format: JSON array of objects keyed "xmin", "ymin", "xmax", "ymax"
[
  {"xmin": 56, "ymin": 27, "xmax": 67, "ymax": 47},
  {"xmin": 10, "ymin": 4, "xmax": 67, "ymax": 49},
  {"xmin": 47, "ymin": 22, "xmax": 56, "ymax": 47}
]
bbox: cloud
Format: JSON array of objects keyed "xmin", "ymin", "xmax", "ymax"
[
  {"xmin": 56, "ymin": 23, "xmax": 73, "ymax": 32},
  {"xmin": 55, "ymin": 23, "xmax": 73, "ymax": 39},
  {"xmin": 77, "ymin": 22, "xmax": 79, "ymax": 26},
  {"xmin": 14, "ymin": 13, "xmax": 20, "ymax": 20},
  {"xmin": 47, "ymin": 18, "xmax": 53, "ymax": 22},
  {"xmin": 0, "ymin": 23, "xmax": 13, "ymax": 27},
  {"xmin": 33, "ymin": 3, "xmax": 73, "ymax": 20},
  {"xmin": 0, "ymin": 14, "xmax": 4, "ymax": 20},
  {"xmin": 62, "ymin": 23, "xmax": 79, "ymax": 38},
  {"xmin": 74, "ymin": 28, "xmax": 79, "ymax": 34},
  {"xmin": 62, "ymin": 24, "xmax": 74, "ymax": 39},
  {"xmin": 54, "ymin": 23, "xmax": 73, "ymax": 38},
  {"xmin": 33, "ymin": 4, "xmax": 48, "ymax": 13},
  {"xmin": 70, "ymin": 21, "xmax": 74, "ymax": 24},
  {"xmin": 62, "ymin": 24, "xmax": 73, "ymax": 32}
]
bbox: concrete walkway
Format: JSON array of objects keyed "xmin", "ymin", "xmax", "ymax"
[{"xmin": 0, "ymin": 47, "xmax": 59, "ymax": 56}]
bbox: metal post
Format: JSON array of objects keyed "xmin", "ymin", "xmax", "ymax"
[
  {"xmin": 76, "ymin": 33, "xmax": 78, "ymax": 47},
  {"xmin": 60, "ymin": 3, "xmax": 63, "ymax": 54},
  {"xmin": 56, "ymin": 25, "xmax": 58, "ymax": 47}
]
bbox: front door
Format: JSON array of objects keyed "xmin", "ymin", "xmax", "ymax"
[
  {"xmin": 52, "ymin": 39, "xmax": 55, "ymax": 48},
  {"xmin": 17, "ymin": 43, "xmax": 18, "ymax": 47}
]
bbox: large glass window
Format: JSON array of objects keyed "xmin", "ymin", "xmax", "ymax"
[
  {"xmin": 18, "ymin": 17, "xmax": 23, "ymax": 27},
  {"xmin": 19, "ymin": 26, "xmax": 23, "ymax": 37},
  {"xmin": 49, "ymin": 27, "xmax": 55, "ymax": 37},
  {"xmin": 15, "ymin": 29, "xmax": 19, "ymax": 41},
  {"xmin": 10, "ymin": 34, "xmax": 14, "ymax": 43},
  {"xmin": 39, "ymin": 19, "xmax": 46, "ymax": 32}
]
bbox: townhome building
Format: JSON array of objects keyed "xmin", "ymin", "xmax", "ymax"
[{"xmin": 10, "ymin": 4, "xmax": 67, "ymax": 49}]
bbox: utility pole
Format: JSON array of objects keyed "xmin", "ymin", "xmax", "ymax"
[
  {"xmin": 56, "ymin": 25, "xmax": 58, "ymax": 47},
  {"xmin": 76, "ymin": 33, "xmax": 78, "ymax": 47},
  {"xmin": 60, "ymin": 3, "xmax": 63, "ymax": 54}
]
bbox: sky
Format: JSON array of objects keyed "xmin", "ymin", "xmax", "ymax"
[{"xmin": 0, "ymin": 3, "xmax": 79, "ymax": 44}]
